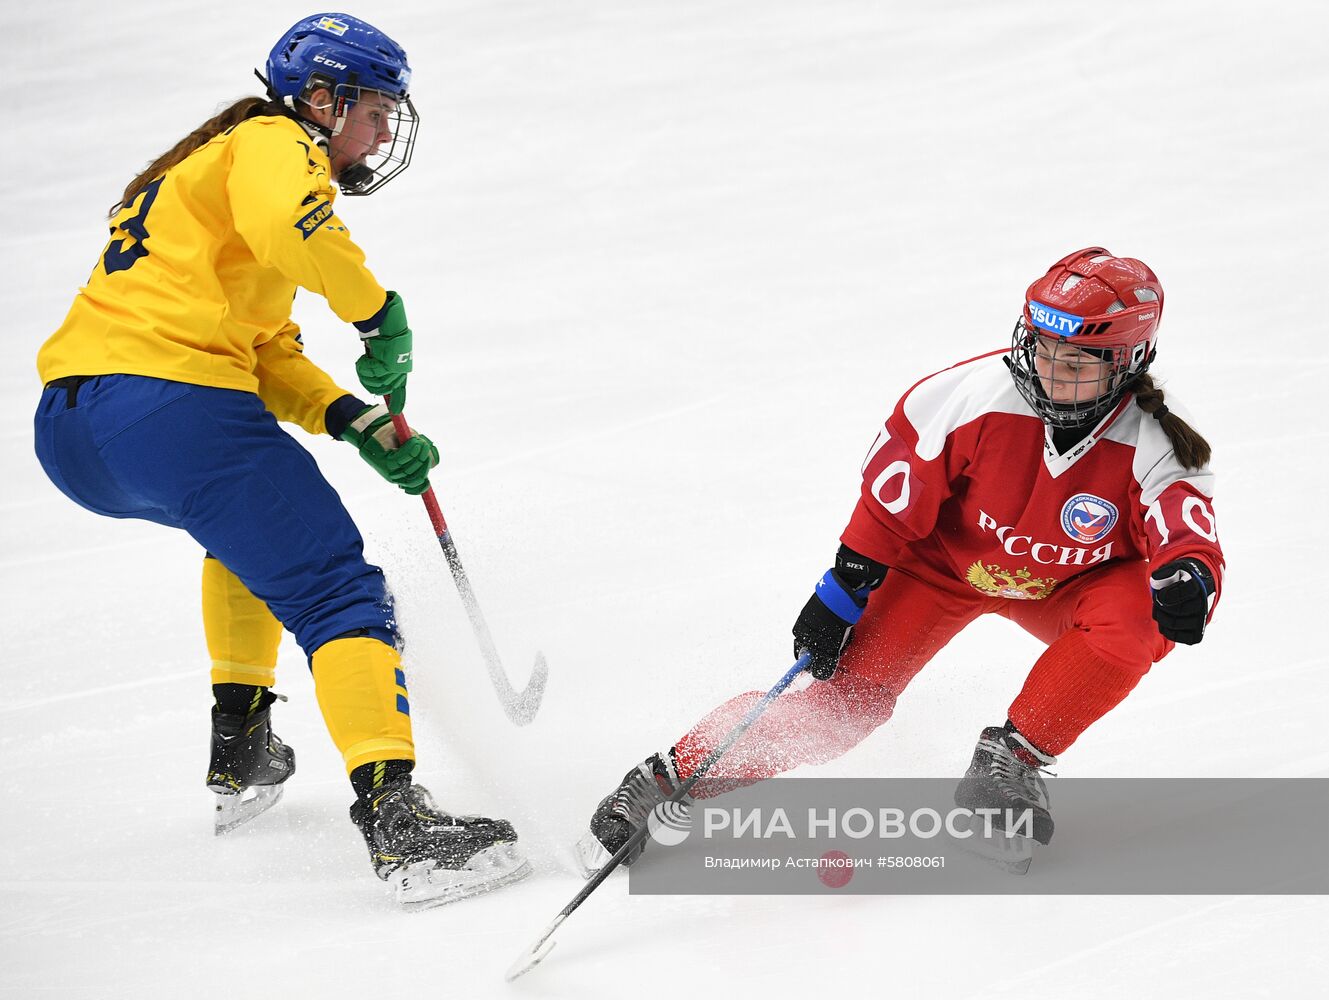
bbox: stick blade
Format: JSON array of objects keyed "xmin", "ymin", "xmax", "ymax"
[
  {"xmin": 502, "ymin": 650, "xmax": 549, "ymax": 726},
  {"xmin": 504, "ymin": 914, "xmax": 564, "ymax": 981}
]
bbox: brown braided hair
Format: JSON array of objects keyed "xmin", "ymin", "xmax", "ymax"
[
  {"xmin": 111, "ymin": 97, "xmax": 286, "ymax": 216},
  {"xmin": 1126, "ymin": 372, "xmax": 1211, "ymax": 470}
]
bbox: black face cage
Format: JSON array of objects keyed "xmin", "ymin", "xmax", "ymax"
[
  {"xmin": 1007, "ymin": 318, "xmax": 1148, "ymax": 429},
  {"xmin": 256, "ymin": 69, "xmax": 420, "ymax": 197},
  {"xmin": 332, "ymin": 87, "xmax": 419, "ymax": 197}
]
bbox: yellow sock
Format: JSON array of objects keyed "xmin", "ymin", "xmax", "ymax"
[
  {"xmin": 311, "ymin": 636, "xmax": 415, "ymax": 774},
  {"xmin": 202, "ymin": 556, "xmax": 282, "ymax": 688}
]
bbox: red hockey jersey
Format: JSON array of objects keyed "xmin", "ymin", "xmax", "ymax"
[{"xmin": 841, "ymin": 351, "xmax": 1224, "ymax": 610}]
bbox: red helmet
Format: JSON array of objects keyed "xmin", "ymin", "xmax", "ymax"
[{"xmin": 1009, "ymin": 247, "xmax": 1165, "ymax": 427}]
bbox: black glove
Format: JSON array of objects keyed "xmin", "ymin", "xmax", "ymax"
[
  {"xmin": 793, "ymin": 546, "xmax": 887, "ymax": 680},
  {"xmin": 1150, "ymin": 557, "xmax": 1215, "ymax": 645}
]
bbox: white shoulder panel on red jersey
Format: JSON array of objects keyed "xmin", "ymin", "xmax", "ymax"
[
  {"xmin": 901, "ymin": 353, "xmax": 1034, "ymax": 461},
  {"xmin": 1102, "ymin": 394, "xmax": 1216, "ymax": 504}
]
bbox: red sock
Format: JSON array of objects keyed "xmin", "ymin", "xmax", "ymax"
[
  {"xmin": 1007, "ymin": 628, "xmax": 1150, "ymax": 756},
  {"xmin": 672, "ymin": 672, "xmax": 897, "ymax": 797}
]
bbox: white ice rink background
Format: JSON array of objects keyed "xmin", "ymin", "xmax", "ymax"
[{"xmin": 4, "ymin": 1, "xmax": 1327, "ymax": 997}]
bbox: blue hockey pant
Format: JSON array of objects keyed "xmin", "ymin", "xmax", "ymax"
[{"xmin": 34, "ymin": 374, "xmax": 395, "ymax": 658}]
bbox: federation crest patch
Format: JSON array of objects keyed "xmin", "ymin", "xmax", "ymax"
[
  {"xmin": 1060, "ymin": 493, "xmax": 1118, "ymax": 544},
  {"xmin": 316, "ymin": 16, "xmax": 350, "ymax": 35}
]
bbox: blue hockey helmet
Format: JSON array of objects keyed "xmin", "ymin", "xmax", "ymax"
[{"xmin": 262, "ymin": 14, "xmax": 418, "ymax": 195}]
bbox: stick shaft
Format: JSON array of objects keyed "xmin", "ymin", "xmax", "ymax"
[
  {"xmin": 389, "ymin": 411, "xmax": 448, "ymax": 535},
  {"xmin": 385, "ymin": 404, "xmax": 547, "ymax": 725}
]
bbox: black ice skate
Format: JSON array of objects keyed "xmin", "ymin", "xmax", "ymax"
[
  {"xmin": 953, "ymin": 722, "xmax": 1056, "ymax": 874},
  {"xmin": 350, "ymin": 776, "xmax": 531, "ymax": 909},
  {"xmin": 574, "ymin": 751, "xmax": 687, "ymax": 877},
  {"xmin": 206, "ymin": 690, "xmax": 296, "ymax": 836}
]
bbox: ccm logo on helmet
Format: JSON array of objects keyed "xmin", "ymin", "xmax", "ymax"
[
  {"xmin": 1027, "ymin": 301, "xmax": 1084, "ymax": 336},
  {"xmin": 314, "ymin": 53, "xmax": 348, "ymax": 71}
]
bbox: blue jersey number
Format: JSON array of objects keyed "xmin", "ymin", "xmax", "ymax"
[{"xmin": 103, "ymin": 177, "xmax": 164, "ymax": 275}]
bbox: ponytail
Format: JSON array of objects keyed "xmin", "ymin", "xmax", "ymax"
[
  {"xmin": 112, "ymin": 96, "xmax": 285, "ymax": 216},
  {"xmin": 1127, "ymin": 372, "xmax": 1212, "ymax": 470}
]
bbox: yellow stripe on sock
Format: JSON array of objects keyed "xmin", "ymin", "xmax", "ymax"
[{"xmin": 209, "ymin": 660, "xmax": 277, "ymax": 689}]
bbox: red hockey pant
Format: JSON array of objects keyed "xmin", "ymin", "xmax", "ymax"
[{"xmin": 673, "ymin": 560, "xmax": 1172, "ymax": 796}]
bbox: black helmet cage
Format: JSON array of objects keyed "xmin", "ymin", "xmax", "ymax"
[
  {"xmin": 257, "ymin": 68, "xmax": 418, "ymax": 196},
  {"xmin": 325, "ymin": 84, "xmax": 418, "ymax": 196},
  {"xmin": 1008, "ymin": 317, "xmax": 1154, "ymax": 429}
]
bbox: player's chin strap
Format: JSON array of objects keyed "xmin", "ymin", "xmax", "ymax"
[
  {"xmin": 338, "ymin": 163, "xmax": 375, "ymax": 193},
  {"xmin": 290, "ymin": 109, "xmax": 373, "ymax": 193},
  {"xmin": 253, "ymin": 68, "xmax": 376, "ymax": 194}
]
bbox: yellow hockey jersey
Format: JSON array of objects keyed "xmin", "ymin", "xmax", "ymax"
[{"xmin": 37, "ymin": 114, "xmax": 387, "ymax": 435}]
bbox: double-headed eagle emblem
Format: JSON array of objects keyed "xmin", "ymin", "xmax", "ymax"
[{"xmin": 965, "ymin": 562, "xmax": 1058, "ymax": 600}]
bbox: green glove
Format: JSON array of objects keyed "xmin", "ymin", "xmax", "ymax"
[
  {"xmin": 340, "ymin": 404, "xmax": 438, "ymax": 495},
  {"xmin": 355, "ymin": 291, "xmax": 412, "ymax": 414}
]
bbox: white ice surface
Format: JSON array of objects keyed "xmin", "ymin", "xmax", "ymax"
[{"xmin": 3, "ymin": 1, "xmax": 1327, "ymax": 997}]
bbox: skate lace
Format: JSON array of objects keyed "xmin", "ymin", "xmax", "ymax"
[
  {"xmin": 611, "ymin": 764, "xmax": 671, "ymax": 823},
  {"xmin": 391, "ymin": 784, "xmax": 453, "ymax": 824},
  {"xmin": 391, "ymin": 783, "xmax": 491, "ymax": 829},
  {"xmin": 983, "ymin": 739, "xmax": 1054, "ymax": 802}
]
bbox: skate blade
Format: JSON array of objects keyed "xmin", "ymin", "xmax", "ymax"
[
  {"xmin": 213, "ymin": 785, "xmax": 284, "ymax": 836},
  {"xmin": 965, "ymin": 841, "xmax": 1033, "ymax": 875},
  {"xmin": 391, "ymin": 842, "xmax": 533, "ymax": 910},
  {"xmin": 572, "ymin": 830, "xmax": 613, "ymax": 879},
  {"xmin": 953, "ymin": 819, "xmax": 1034, "ymax": 875}
]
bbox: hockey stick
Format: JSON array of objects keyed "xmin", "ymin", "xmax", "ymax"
[
  {"xmin": 388, "ymin": 405, "xmax": 549, "ymax": 726},
  {"xmin": 505, "ymin": 652, "xmax": 812, "ymax": 981}
]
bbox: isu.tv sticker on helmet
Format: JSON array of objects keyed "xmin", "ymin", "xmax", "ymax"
[
  {"xmin": 1027, "ymin": 300, "xmax": 1085, "ymax": 337},
  {"xmin": 1060, "ymin": 494, "xmax": 1119, "ymax": 544}
]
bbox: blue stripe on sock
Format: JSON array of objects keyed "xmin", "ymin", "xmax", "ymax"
[
  {"xmin": 394, "ymin": 668, "xmax": 407, "ymax": 689},
  {"xmin": 396, "ymin": 694, "xmax": 410, "ymax": 716}
]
